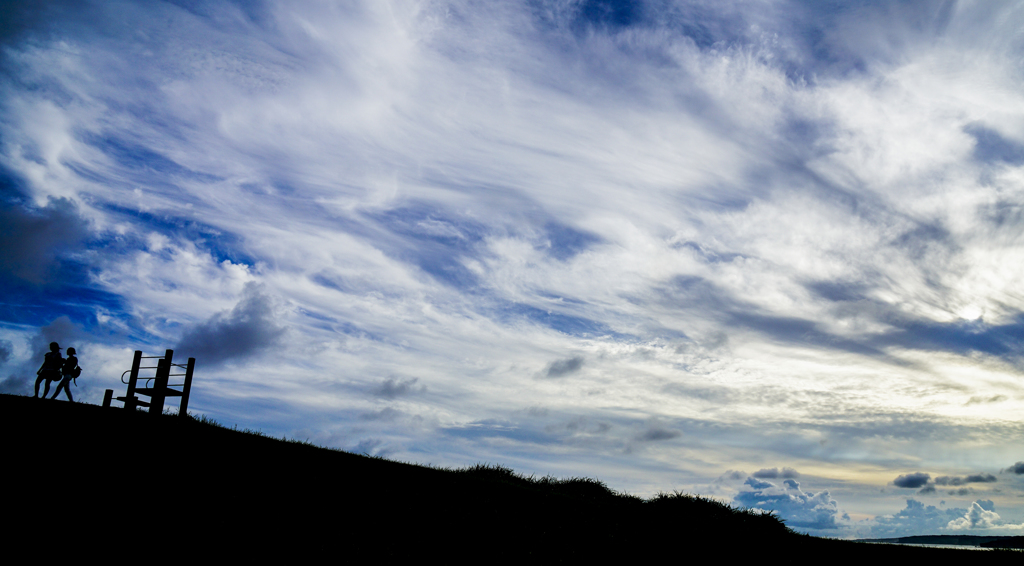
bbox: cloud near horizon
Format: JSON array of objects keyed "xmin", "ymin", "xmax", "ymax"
[{"xmin": 733, "ymin": 473, "xmax": 845, "ymax": 533}]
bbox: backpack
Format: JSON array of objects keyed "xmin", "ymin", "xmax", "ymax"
[{"xmin": 43, "ymin": 352, "xmax": 63, "ymax": 372}]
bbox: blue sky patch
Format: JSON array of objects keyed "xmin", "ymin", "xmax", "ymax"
[
  {"xmin": 84, "ymin": 134, "xmax": 222, "ymax": 183},
  {"xmin": 541, "ymin": 220, "xmax": 602, "ymax": 261},
  {"xmin": 97, "ymin": 202, "xmax": 257, "ymax": 267}
]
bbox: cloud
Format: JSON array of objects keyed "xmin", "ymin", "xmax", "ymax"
[
  {"xmin": 965, "ymin": 395, "xmax": 1007, "ymax": 406},
  {"xmin": 871, "ymin": 499, "xmax": 1024, "ymax": 536},
  {"xmin": 719, "ymin": 470, "xmax": 747, "ymax": 482},
  {"xmin": 636, "ymin": 426, "xmax": 680, "ymax": 442},
  {"xmin": 744, "ymin": 477, "xmax": 774, "ymax": 490},
  {"xmin": 893, "ymin": 472, "xmax": 931, "ymax": 489},
  {"xmin": 871, "ymin": 499, "xmax": 966, "ymax": 538},
  {"xmin": 174, "ymin": 282, "xmax": 284, "ymax": 366},
  {"xmin": 1004, "ymin": 462, "xmax": 1024, "ymax": 475},
  {"xmin": 934, "ymin": 474, "xmax": 997, "ymax": 486},
  {"xmin": 893, "ymin": 472, "xmax": 1000, "ymax": 495},
  {"xmin": 946, "ymin": 501, "xmax": 1006, "ymax": 531},
  {"xmin": 372, "ymin": 377, "xmax": 423, "ymax": 399},
  {"xmin": 544, "ymin": 356, "xmax": 584, "ymax": 378},
  {"xmin": 0, "ymin": 340, "xmax": 11, "ymax": 366},
  {"xmin": 359, "ymin": 407, "xmax": 403, "ymax": 421},
  {"xmin": 752, "ymin": 467, "xmax": 800, "ymax": 479},
  {"xmin": 0, "ymin": 194, "xmax": 90, "ymax": 284},
  {"xmin": 733, "ymin": 476, "xmax": 842, "ymax": 532}
]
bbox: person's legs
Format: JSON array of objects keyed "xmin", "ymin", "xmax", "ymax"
[
  {"xmin": 42, "ymin": 378, "xmax": 52, "ymax": 398},
  {"xmin": 51, "ymin": 378, "xmax": 72, "ymax": 401},
  {"xmin": 34, "ymin": 374, "xmax": 44, "ymax": 397}
]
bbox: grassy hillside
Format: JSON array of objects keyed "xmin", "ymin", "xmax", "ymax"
[{"xmin": 3, "ymin": 394, "xmax": 1000, "ymax": 560}]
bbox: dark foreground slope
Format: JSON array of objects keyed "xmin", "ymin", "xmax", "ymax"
[{"xmin": 3, "ymin": 395, "xmax": 995, "ymax": 561}]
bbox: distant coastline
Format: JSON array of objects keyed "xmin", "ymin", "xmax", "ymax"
[{"xmin": 857, "ymin": 535, "xmax": 1024, "ymax": 549}]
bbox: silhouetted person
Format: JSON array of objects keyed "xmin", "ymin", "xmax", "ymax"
[
  {"xmin": 50, "ymin": 347, "xmax": 79, "ymax": 402},
  {"xmin": 34, "ymin": 342, "xmax": 63, "ymax": 398}
]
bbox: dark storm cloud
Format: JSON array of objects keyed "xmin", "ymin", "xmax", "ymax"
[
  {"xmin": 372, "ymin": 377, "xmax": 423, "ymax": 399},
  {"xmin": 0, "ymin": 175, "xmax": 126, "ymax": 326},
  {"xmin": 0, "ymin": 193, "xmax": 90, "ymax": 284},
  {"xmin": 893, "ymin": 472, "xmax": 930, "ymax": 488},
  {"xmin": 32, "ymin": 316, "xmax": 84, "ymax": 353},
  {"xmin": 174, "ymin": 282, "xmax": 284, "ymax": 366},
  {"xmin": 934, "ymin": 473, "xmax": 997, "ymax": 486},
  {"xmin": 545, "ymin": 356, "xmax": 584, "ymax": 378},
  {"xmin": 1003, "ymin": 462, "xmax": 1024, "ymax": 475},
  {"xmin": 752, "ymin": 467, "xmax": 800, "ymax": 479}
]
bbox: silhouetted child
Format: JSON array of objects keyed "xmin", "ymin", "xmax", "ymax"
[
  {"xmin": 51, "ymin": 347, "xmax": 79, "ymax": 402},
  {"xmin": 34, "ymin": 342, "xmax": 63, "ymax": 398}
]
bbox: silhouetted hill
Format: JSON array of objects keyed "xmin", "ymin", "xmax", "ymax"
[{"xmin": 4, "ymin": 394, "xmax": 1006, "ymax": 560}]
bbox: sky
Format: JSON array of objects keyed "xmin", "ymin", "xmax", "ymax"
[{"xmin": 2, "ymin": 0, "xmax": 1024, "ymax": 538}]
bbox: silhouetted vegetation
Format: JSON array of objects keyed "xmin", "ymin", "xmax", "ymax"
[{"xmin": 3, "ymin": 394, "xmax": 1004, "ymax": 560}]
